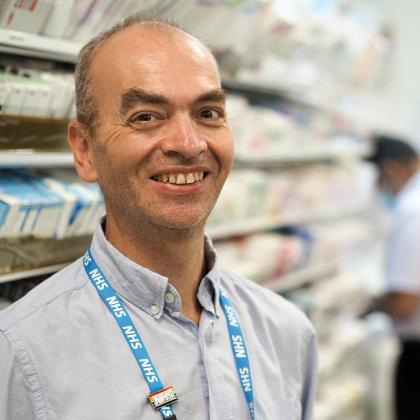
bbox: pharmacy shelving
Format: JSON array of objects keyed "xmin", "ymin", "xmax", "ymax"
[
  {"xmin": 235, "ymin": 147, "xmax": 370, "ymax": 167},
  {"xmin": 0, "ymin": 29, "xmax": 337, "ymax": 116},
  {"xmin": 0, "ymin": 262, "xmax": 69, "ymax": 284},
  {"xmin": 0, "ymin": 29, "xmax": 81, "ymax": 63},
  {"xmin": 223, "ymin": 79, "xmax": 331, "ymax": 112},
  {"xmin": 261, "ymin": 260, "xmax": 339, "ymax": 293},
  {"xmin": 207, "ymin": 204, "xmax": 370, "ymax": 240},
  {"xmin": 0, "ymin": 150, "xmax": 74, "ymax": 167}
]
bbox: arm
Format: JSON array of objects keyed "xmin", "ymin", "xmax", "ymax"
[
  {"xmin": 0, "ymin": 331, "xmax": 35, "ymax": 420},
  {"xmin": 370, "ymin": 292, "xmax": 419, "ymax": 320}
]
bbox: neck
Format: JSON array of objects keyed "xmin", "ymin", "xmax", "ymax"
[
  {"xmin": 396, "ymin": 163, "xmax": 420, "ymax": 194},
  {"xmin": 105, "ymin": 215, "xmax": 206, "ymax": 324}
]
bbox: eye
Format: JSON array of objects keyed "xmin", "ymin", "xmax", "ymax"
[
  {"xmin": 198, "ymin": 108, "xmax": 224, "ymax": 120},
  {"xmin": 131, "ymin": 113, "xmax": 157, "ymax": 122}
]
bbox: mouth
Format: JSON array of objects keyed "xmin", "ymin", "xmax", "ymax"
[{"xmin": 150, "ymin": 171, "xmax": 207, "ymax": 185}]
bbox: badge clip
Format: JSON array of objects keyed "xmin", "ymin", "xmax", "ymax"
[{"xmin": 148, "ymin": 386, "xmax": 178, "ymax": 410}]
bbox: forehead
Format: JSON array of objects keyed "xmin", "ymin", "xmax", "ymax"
[{"xmin": 89, "ymin": 24, "xmax": 221, "ymax": 103}]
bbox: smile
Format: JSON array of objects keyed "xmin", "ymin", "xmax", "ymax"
[{"xmin": 151, "ymin": 172, "xmax": 205, "ymax": 185}]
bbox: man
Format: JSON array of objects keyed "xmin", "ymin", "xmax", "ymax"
[
  {"xmin": 367, "ymin": 135, "xmax": 420, "ymax": 420},
  {"xmin": 0, "ymin": 15, "xmax": 317, "ymax": 420}
]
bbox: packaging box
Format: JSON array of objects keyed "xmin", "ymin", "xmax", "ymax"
[
  {"xmin": 0, "ymin": 0, "xmax": 54, "ymax": 34},
  {"xmin": 1, "ymin": 73, "xmax": 25, "ymax": 115},
  {"xmin": 0, "ymin": 79, "xmax": 12, "ymax": 114},
  {"xmin": 0, "ymin": 171, "xmax": 63, "ymax": 239},
  {"xmin": 43, "ymin": 169, "xmax": 103, "ymax": 237}
]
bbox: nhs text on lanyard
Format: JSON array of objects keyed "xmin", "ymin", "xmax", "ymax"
[{"xmin": 83, "ymin": 249, "xmax": 255, "ymax": 420}]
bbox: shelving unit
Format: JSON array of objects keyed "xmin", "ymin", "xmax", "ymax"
[
  {"xmin": 223, "ymin": 79, "xmax": 330, "ymax": 112},
  {"xmin": 261, "ymin": 260, "xmax": 339, "ymax": 293},
  {"xmin": 0, "ymin": 29, "xmax": 80, "ymax": 62},
  {"xmin": 207, "ymin": 204, "xmax": 370, "ymax": 240},
  {"xmin": 0, "ymin": 150, "xmax": 73, "ymax": 167},
  {"xmin": 235, "ymin": 147, "xmax": 370, "ymax": 167},
  {"xmin": 0, "ymin": 262, "xmax": 69, "ymax": 284}
]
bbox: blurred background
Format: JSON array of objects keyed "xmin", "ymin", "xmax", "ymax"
[{"xmin": 1, "ymin": 1, "xmax": 420, "ymax": 419}]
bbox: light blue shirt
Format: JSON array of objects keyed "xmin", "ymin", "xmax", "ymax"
[{"xmin": 0, "ymin": 222, "xmax": 317, "ymax": 419}]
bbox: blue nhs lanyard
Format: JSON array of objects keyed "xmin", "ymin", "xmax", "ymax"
[{"xmin": 83, "ymin": 249, "xmax": 255, "ymax": 419}]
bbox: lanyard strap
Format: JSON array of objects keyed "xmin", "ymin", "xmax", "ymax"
[
  {"xmin": 83, "ymin": 250, "xmax": 176, "ymax": 419},
  {"xmin": 83, "ymin": 248, "xmax": 255, "ymax": 419},
  {"xmin": 220, "ymin": 291, "xmax": 255, "ymax": 420}
]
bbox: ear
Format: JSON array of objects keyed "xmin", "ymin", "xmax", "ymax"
[{"xmin": 67, "ymin": 120, "xmax": 98, "ymax": 183}]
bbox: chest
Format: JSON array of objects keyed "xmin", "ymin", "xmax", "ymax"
[{"xmin": 30, "ymin": 306, "xmax": 301, "ymax": 420}]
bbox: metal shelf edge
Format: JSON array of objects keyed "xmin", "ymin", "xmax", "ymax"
[
  {"xmin": 261, "ymin": 262, "xmax": 339, "ymax": 292},
  {"xmin": 0, "ymin": 151, "xmax": 74, "ymax": 167},
  {"xmin": 0, "ymin": 262, "xmax": 70, "ymax": 284},
  {"xmin": 0, "ymin": 29, "xmax": 81, "ymax": 63}
]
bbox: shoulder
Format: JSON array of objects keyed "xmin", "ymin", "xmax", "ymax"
[
  {"xmin": 0, "ymin": 257, "xmax": 88, "ymax": 333},
  {"xmin": 219, "ymin": 268, "xmax": 315, "ymax": 338}
]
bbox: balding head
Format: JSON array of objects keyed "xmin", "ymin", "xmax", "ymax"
[{"xmin": 74, "ymin": 14, "xmax": 218, "ymax": 135}]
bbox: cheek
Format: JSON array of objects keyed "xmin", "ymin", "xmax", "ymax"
[{"xmin": 210, "ymin": 132, "xmax": 235, "ymax": 173}]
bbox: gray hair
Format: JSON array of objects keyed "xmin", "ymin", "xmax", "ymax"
[{"xmin": 74, "ymin": 14, "xmax": 183, "ymax": 134}]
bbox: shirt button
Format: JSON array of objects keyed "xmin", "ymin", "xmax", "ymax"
[
  {"xmin": 150, "ymin": 304, "xmax": 160, "ymax": 316},
  {"xmin": 164, "ymin": 292, "xmax": 175, "ymax": 304}
]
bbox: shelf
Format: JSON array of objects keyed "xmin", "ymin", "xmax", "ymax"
[
  {"xmin": 261, "ymin": 261, "xmax": 339, "ymax": 293},
  {"xmin": 0, "ymin": 29, "xmax": 81, "ymax": 63},
  {"xmin": 207, "ymin": 204, "xmax": 369, "ymax": 240},
  {"xmin": 0, "ymin": 262, "xmax": 70, "ymax": 284},
  {"xmin": 235, "ymin": 147, "xmax": 369, "ymax": 167},
  {"xmin": 223, "ymin": 79, "xmax": 330, "ymax": 111},
  {"xmin": 0, "ymin": 150, "xmax": 74, "ymax": 167}
]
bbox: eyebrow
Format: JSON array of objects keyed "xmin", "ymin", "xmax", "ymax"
[
  {"xmin": 194, "ymin": 89, "xmax": 226, "ymax": 105},
  {"xmin": 119, "ymin": 88, "xmax": 226, "ymax": 116},
  {"xmin": 120, "ymin": 88, "xmax": 169, "ymax": 116}
]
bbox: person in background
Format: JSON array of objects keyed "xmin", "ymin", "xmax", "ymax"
[
  {"xmin": 0, "ymin": 14, "xmax": 317, "ymax": 420},
  {"xmin": 367, "ymin": 135, "xmax": 420, "ymax": 420}
]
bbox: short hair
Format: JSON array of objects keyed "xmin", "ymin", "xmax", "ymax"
[
  {"xmin": 367, "ymin": 135, "xmax": 419, "ymax": 166},
  {"xmin": 74, "ymin": 14, "xmax": 183, "ymax": 134}
]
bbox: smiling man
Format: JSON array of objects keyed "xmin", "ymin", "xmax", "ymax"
[{"xmin": 0, "ymin": 15, "xmax": 317, "ymax": 420}]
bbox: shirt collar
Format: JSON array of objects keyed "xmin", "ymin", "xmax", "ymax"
[{"xmin": 89, "ymin": 220, "xmax": 221, "ymax": 320}]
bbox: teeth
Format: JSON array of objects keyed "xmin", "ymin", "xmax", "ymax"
[{"xmin": 153, "ymin": 172, "xmax": 205, "ymax": 185}]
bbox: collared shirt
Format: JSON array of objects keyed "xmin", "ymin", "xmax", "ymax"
[
  {"xmin": 0, "ymin": 222, "xmax": 317, "ymax": 420},
  {"xmin": 386, "ymin": 170, "xmax": 420, "ymax": 338}
]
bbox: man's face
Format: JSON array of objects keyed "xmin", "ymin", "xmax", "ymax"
[{"xmin": 83, "ymin": 25, "xmax": 234, "ymax": 232}]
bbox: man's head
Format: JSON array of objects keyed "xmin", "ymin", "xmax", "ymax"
[
  {"xmin": 68, "ymin": 14, "xmax": 234, "ymax": 238},
  {"xmin": 368, "ymin": 135, "xmax": 420, "ymax": 195}
]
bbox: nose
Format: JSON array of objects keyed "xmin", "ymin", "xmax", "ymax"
[{"xmin": 160, "ymin": 114, "xmax": 207, "ymax": 159}]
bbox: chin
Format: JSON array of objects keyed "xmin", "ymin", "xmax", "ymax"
[{"xmin": 154, "ymin": 211, "xmax": 208, "ymax": 232}]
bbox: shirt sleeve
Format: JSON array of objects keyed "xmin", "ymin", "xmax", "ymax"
[
  {"xmin": 386, "ymin": 214, "xmax": 420, "ymax": 294},
  {"xmin": 300, "ymin": 324, "xmax": 318, "ymax": 420},
  {"xmin": 0, "ymin": 331, "xmax": 35, "ymax": 420}
]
